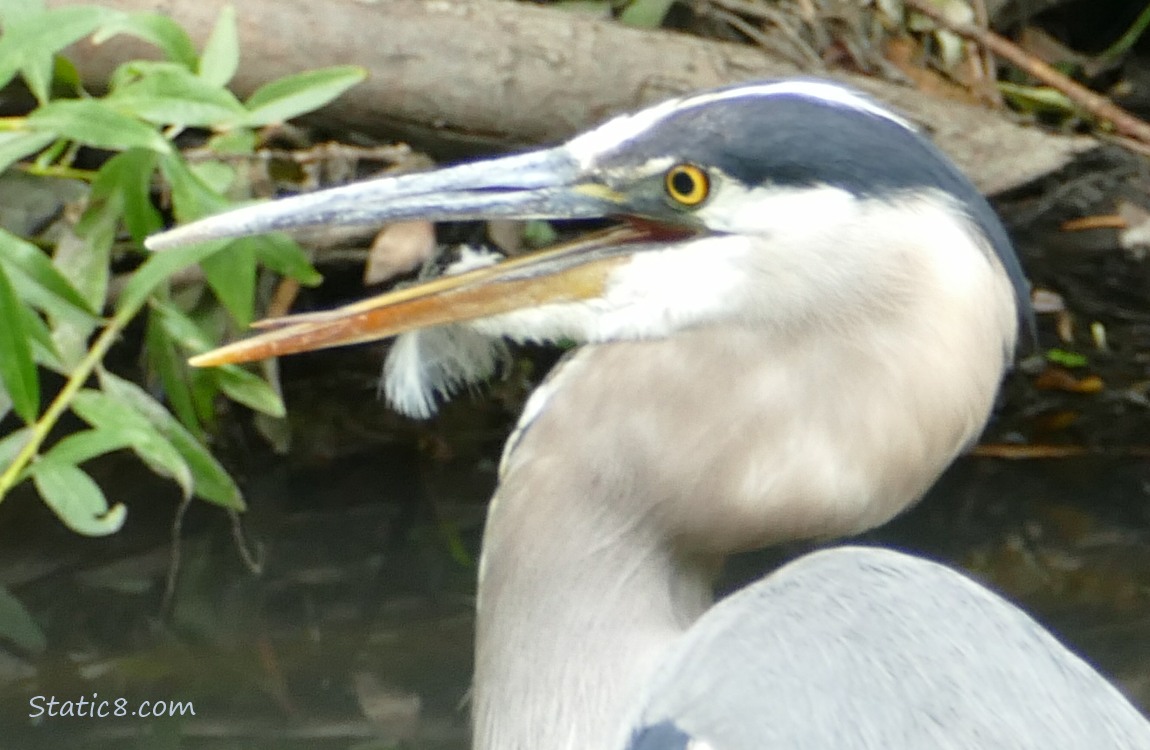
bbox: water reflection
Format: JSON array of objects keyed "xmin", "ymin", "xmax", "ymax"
[{"xmin": 0, "ymin": 438, "xmax": 1146, "ymax": 748}]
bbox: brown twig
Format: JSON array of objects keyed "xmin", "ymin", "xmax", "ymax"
[
  {"xmin": 1061, "ymin": 214, "xmax": 1127, "ymax": 231},
  {"xmin": 971, "ymin": 444, "xmax": 1150, "ymax": 459},
  {"xmin": 699, "ymin": 0, "xmax": 824, "ymax": 70},
  {"xmin": 969, "ymin": 0, "xmax": 1003, "ymax": 107},
  {"xmin": 904, "ymin": 0, "xmax": 1150, "ymax": 146}
]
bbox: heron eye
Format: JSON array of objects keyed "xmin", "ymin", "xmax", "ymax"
[{"xmin": 664, "ymin": 164, "xmax": 710, "ymax": 207}]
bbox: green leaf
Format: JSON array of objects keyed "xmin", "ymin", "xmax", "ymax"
[
  {"xmin": 19, "ymin": 51, "xmax": 54, "ymax": 105},
  {"xmin": 198, "ymin": 6, "xmax": 239, "ymax": 88},
  {"xmin": 66, "ymin": 199, "xmax": 116, "ymax": 310},
  {"xmin": 27, "ymin": 99, "xmax": 171, "ymax": 154},
  {"xmin": 98, "ymin": 370, "xmax": 245, "ymax": 509},
  {"xmin": 249, "ymin": 235, "xmax": 322, "ymax": 286},
  {"xmin": 208, "ymin": 128, "xmax": 257, "ymax": 155},
  {"xmin": 0, "ymin": 585, "xmax": 46, "ymax": 654},
  {"xmin": 21, "ymin": 304, "xmax": 62, "ymax": 372},
  {"xmin": 92, "ymin": 12, "xmax": 197, "ymax": 69},
  {"xmin": 0, "ymin": 131, "xmax": 56, "ymax": 174},
  {"xmin": 188, "ymin": 160, "xmax": 236, "ymax": 195},
  {"xmin": 149, "ymin": 300, "xmax": 284, "ymax": 428},
  {"xmin": 0, "ymin": 426, "xmax": 31, "ymax": 470},
  {"xmin": 0, "ymin": 387, "xmax": 12, "ymax": 425},
  {"xmin": 0, "ymin": 228, "xmax": 95, "ymax": 364},
  {"xmin": 0, "ymin": 6, "xmax": 114, "ymax": 91},
  {"xmin": 108, "ymin": 66, "xmax": 246, "ymax": 128},
  {"xmin": 0, "ymin": 0, "xmax": 46, "ymax": 24},
  {"xmin": 106, "ymin": 59, "xmax": 184, "ymax": 92},
  {"xmin": 523, "ymin": 219, "xmax": 559, "ymax": 249},
  {"xmin": 997, "ymin": 82, "xmax": 1076, "ymax": 116},
  {"xmin": 117, "ymin": 241, "xmax": 226, "ymax": 317},
  {"xmin": 3, "ymin": 271, "xmax": 96, "ymax": 333},
  {"xmin": 88, "ymin": 149, "xmax": 161, "ymax": 244},
  {"xmin": 0, "ymin": 229, "xmax": 96, "ymax": 317},
  {"xmin": 52, "ymin": 54, "xmax": 83, "ymax": 96},
  {"xmin": 43, "ymin": 428, "xmax": 134, "ymax": 466},
  {"xmin": 619, "ymin": 0, "xmax": 677, "ymax": 27},
  {"xmin": 158, "ymin": 152, "xmax": 229, "ymax": 221},
  {"xmin": 145, "ymin": 309, "xmax": 200, "ymax": 435},
  {"xmin": 243, "ymin": 66, "xmax": 365, "ymax": 127},
  {"xmin": 150, "ymin": 298, "xmax": 213, "ymax": 353},
  {"xmin": 31, "ymin": 458, "xmax": 126, "ymax": 536},
  {"xmin": 69, "ymin": 388, "xmax": 150, "ymax": 433},
  {"xmin": 200, "ymin": 240, "xmax": 255, "ymax": 327},
  {"xmin": 1046, "ymin": 348, "xmax": 1089, "ymax": 368},
  {"xmin": 47, "ymin": 223, "xmax": 110, "ymax": 370},
  {"xmin": 0, "ymin": 262, "xmax": 39, "ymax": 422},
  {"xmin": 188, "ymin": 367, "xmax": 220, "ymax": 431},
  {"xmin": 70, "ymin": 388, "xmax": 193, "ymax": 499},
  {"xmin": 213, "ymin": 366, "xmax": 285, "ymax": 418},
  {"xmin": 17, "ymin": 50, "xmax": 85, "ymax": 104}
]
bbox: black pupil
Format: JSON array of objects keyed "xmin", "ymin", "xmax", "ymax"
[{"xmin": 671, "ymin": 170, "xmax": 697, "ymax": 197}]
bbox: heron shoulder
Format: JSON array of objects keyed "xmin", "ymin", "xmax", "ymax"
[{"xmin": 625, "ymin": 546, "xmax": 1150, "ymax": 750}]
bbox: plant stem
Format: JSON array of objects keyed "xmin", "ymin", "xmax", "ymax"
[
  {"xmin": 1100, "ymin": 2, "xmax": 1150, "ymax": 61},
  {"xmin": 17, "ymin": 163, "xmax": 97, "ymax": 181},
  {"xmin": 0, "ymin": 308, "xmax": 131, "ymax": 501}
]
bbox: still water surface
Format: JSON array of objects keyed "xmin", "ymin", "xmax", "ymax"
[{"xmin": 0, "ymin": 439, "xmax": 1146, "ymax": 749}]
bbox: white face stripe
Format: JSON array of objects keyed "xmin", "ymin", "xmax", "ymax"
[{"xmin": 566, "ymin": 80, "xmax": 915, "ymax": 165}]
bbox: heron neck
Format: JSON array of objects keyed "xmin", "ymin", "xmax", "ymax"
[
  {"xmin": 469, "ymin": 267, "xmax": 1015, "ymax": 750},
  {"xmin": 472, "ymin": 432, "xmax": 718, "ymax": 750}
]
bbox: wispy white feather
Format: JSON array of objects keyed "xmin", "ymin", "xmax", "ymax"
[{"xmin": 381, "ymin": 246, "xmax": 511, "ymax": 419}]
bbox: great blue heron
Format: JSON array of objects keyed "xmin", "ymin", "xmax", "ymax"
[{"xmin": 148, "ymin": 80, "xmax": 1150, "ymax": 748}]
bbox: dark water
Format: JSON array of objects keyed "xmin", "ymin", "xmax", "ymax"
[{"xmin": 0, "ymin": 424, "xmax": 1147, "ymax": 749}]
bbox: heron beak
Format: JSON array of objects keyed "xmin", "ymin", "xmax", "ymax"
[{"xmin": 145, "ymin": 148, "xmax": 688, "ymax": 366}]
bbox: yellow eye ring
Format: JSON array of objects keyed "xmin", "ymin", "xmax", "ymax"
[{"xmin": 664, "ymin": 164, "xmax": 710, "ymax": 207}]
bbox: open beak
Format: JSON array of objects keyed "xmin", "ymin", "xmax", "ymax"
[{"xmin": 146, "ymin": 147, "xmax": 687, "ymax": 366}]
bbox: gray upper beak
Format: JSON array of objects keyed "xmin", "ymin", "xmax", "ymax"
[{"xmin": 145, "ymin": 147, "xmax": 618, "ymax": 251}]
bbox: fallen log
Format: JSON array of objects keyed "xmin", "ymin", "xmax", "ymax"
[{"xmin": 47, "ymin": 0, "xmax": 1092, "ymax": 194}]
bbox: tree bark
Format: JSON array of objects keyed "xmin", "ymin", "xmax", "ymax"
[{"xmin": 46, "ymin": 0, "xmax": 1092, "ymax": 194}]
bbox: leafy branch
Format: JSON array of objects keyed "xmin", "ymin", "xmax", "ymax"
[{"xmin": 0, "ymin": 2, "xmax": 365, "ymax": 534}]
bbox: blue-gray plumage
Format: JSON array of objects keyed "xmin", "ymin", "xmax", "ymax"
[
  {"xmin": 144, "ymin": 79, "xmax": 1145, "ymax": 750},
  {"xmin": 628, "ymin": 546, "xmax": 1150, "ymax": 750}
]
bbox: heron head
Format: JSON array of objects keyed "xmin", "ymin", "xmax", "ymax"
[{"xmin": 147, "ymin": 80, "xmax": 1030, "ymax": 406}]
